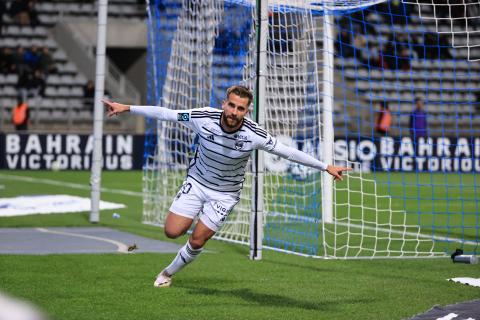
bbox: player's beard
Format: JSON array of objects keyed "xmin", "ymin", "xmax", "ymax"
[{"xmin": 221, "ymin": 113, "xmax": 241, "ymax": 130}]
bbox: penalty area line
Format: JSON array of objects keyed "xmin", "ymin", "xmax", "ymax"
[{"xmin": 0, "ymin": 174, "xmax": 142, "ymax": 197}]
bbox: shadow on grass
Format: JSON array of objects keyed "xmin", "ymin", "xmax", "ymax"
[
  {"xmin": 180, "ymin": 285, "xmax": 373, "ymax": 311},
  {"xmin": 260, "ymin": 257, "xmax": 336, "ymax": 274},
  {"xmin": 260, "ymin": 257, "xmax": 450, "ymax": 287}
]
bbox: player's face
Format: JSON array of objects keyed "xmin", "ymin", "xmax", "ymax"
[{"xmin": 221, "ymin": 93, "xmax": 250, "ymax": 131}]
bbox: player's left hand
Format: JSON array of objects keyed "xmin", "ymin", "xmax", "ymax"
[
  {"xmin": 326, "ymin": 165, "xmax": 352, "ymax": 181},
  {"xmin": 102, "ymin": 99, "xmax": 130, "ymax": 117}
]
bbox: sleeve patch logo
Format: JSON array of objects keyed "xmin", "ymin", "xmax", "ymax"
[{"xmin": 177, "ymin": 113, "xmax": 190, "ymax": 121}]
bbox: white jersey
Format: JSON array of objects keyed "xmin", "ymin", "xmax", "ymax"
[{"xmin": 131, "ymin": 106, "xmax": 328, "ymax": 193}]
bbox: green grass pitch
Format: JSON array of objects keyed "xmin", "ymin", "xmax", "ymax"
[{"xmin": 0, "ymin": 170, "xmax": 479, "ymax": 320}]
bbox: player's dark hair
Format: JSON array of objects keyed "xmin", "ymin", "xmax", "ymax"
[{"xmin": 226, "ymin": 85, "xmax": 253, "ymax": 106}]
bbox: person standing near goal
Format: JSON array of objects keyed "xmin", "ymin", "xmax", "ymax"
[{"xmin": 103, "ymin": 85, "xmax": 351, "ymax": 288}]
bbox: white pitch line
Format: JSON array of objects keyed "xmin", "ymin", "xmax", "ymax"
[
  {"xmin": 0, "ymin": 174, "xmax": 142, "ymax": 197},
  {"xmin": 36, "ymin": 227, "xmax": 129, "ymax": 253}
]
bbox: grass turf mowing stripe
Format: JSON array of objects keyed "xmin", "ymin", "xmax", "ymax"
[{"xmin": 0, "ymin": 173, "xmax": 143, "ymax": 197}]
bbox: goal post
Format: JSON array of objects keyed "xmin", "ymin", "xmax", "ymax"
[
  {"xmin": 143, "ymin": 0, "xmax": 480, "ymax": 259},
  {"xmin": 322, "ymin": 12, "xmax": 335, "ymax": 225},
  {"xmin": 249, "ymin": 0, "xmax": 269, "ymax": 261}
]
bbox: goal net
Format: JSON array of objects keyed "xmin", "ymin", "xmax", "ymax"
[{"xmin": 143, "ymin": 0, "xmax": 480, "ymax": 258}]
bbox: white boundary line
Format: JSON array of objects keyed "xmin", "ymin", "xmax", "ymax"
[
  {"xmin": 36, "ymin": 227, "xmax": 129, "ymax": 253},
  {"xmin": 0, "ymin": 174, "xmax": 143, "ymax": 197}
]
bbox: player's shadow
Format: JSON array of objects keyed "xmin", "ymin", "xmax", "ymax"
[
  {"xmin": 180, "ymin": 285, "xmax": 373, "ymax": 311},
  {"xmin": 222, "ymin": 245, "xmax": 334, "ymax": 275}
]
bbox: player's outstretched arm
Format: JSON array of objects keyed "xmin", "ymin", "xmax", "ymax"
[
  {"xmin": 325, "ymin": 165, "xmax": 352, "ymax": 181},
  {"xmin": 102, "ymin": 99, "xmax": 130, "ymax": 117},
  {"xmin": 103, "ymin": 100, "xmax": 183, "ymax": 122},
  {"xmin": 267, "ymin": 141, "xmax": 351, "ymax": 182}
]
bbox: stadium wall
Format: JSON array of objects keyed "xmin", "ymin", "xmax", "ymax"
[{"xmin": 1, "ymin": 133, "xmax": 478, "ymax": 172}]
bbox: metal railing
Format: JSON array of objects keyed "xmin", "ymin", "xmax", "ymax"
[{"xmin": 53, "ymin": 20, "xmax": 141, "ymax": 105}]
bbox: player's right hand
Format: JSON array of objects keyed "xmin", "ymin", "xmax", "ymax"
[
  {"xmin": 326, "ymin": 165, "xmax": 352, "ymax": 181},
  {"xmin": 102, "ymin": 99, "xmax": 130, "ymax": 117}
]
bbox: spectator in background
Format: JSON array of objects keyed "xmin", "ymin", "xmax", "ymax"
[
  {"xmin": 23, "ymin": 45, "xmax": 41, "ymax": 72},
  {"xmin": 396, "ymin": 34, "xmax": 409, "ymax": 51},
  {"xmin": 398, "ymin": 47, "xmax": 411, "ymax": 71},
  {"xmin": 17, "ymin": 70, "xmax": 31, "ymax": 100},
  {"xmin": 353, "ymin": 31, "xmax": 367, "ymax": 59},
  {"xmin": 375, "ymin": 101, "xmax": 392, "ymax": 135},
  {"xmin": 17, "ymin": 69, "xmax": 44, "ymax": 99},
  {"xmin": 383, "ymin": 35, "xmax": 396, "ymax": 69},
  {"xmin": 9, "ymin": 0, "xmax": 29, "ymax": 25},
  {"xmin": 377, "ymin": 45, "xmax": 389, "ymax": 69},
  {"xmin": 13, "ymin": 46, "xmax": 27, "ymax": 75},
  {"xmin": 382, "ymin": 33, "xmax": 412, "ymax": 70},
  {"xmin": 9, "ymin": 0, "xmax": 38, "ymax": 27},
  {"xmin": 30, "ymin": 69, "xmax": 46, "ymax": 97},
  {"xmin": 0, "ymin": 48, "xmax": 17, "ymax": 74},
  {"xmin": 0, "ymin": 48, "xmax": 7, "ymax": 73},
  {"xmin": 12, "ymin": 96, "xmax": 30, "ymax": 131},
  {"xmin": 410, "ymin": 97, "xmax": 428, "ymax": 139},
  {"xmin": 83, "ymin": 80, "xmax": 95, "ymax": 112},
  {"xmin": 27, "ymin": 0, "xmax": 39, "ymax": 28},
  {"xmin": 412, "ymin": 34, "xmax": 426, "ymax": 60},
  {"xmin": 38, "ymin": 47, "xmax": 57, "ymax": 75}
]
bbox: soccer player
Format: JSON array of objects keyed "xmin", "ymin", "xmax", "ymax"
[{"xmin": 103, "ymin": 85, "xmax": 351, "ymax": 288}]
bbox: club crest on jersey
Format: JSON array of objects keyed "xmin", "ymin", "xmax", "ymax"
[
  {"xmin": 177, "ymin": 113, "xmax": 190, "ymax": 121},
  {"xmin": 234, "ymin": 140, "xmax": 244, "ymax": 150}
]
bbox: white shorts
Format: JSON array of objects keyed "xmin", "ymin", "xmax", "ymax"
[{"xmin": 169, "ymin": 177, "xmax": 241, "ymax": 232}]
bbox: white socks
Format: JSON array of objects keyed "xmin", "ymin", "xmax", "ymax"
[{"xmin": 164, "ymin": 241, "xmax": 203, "ymax": 276}]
